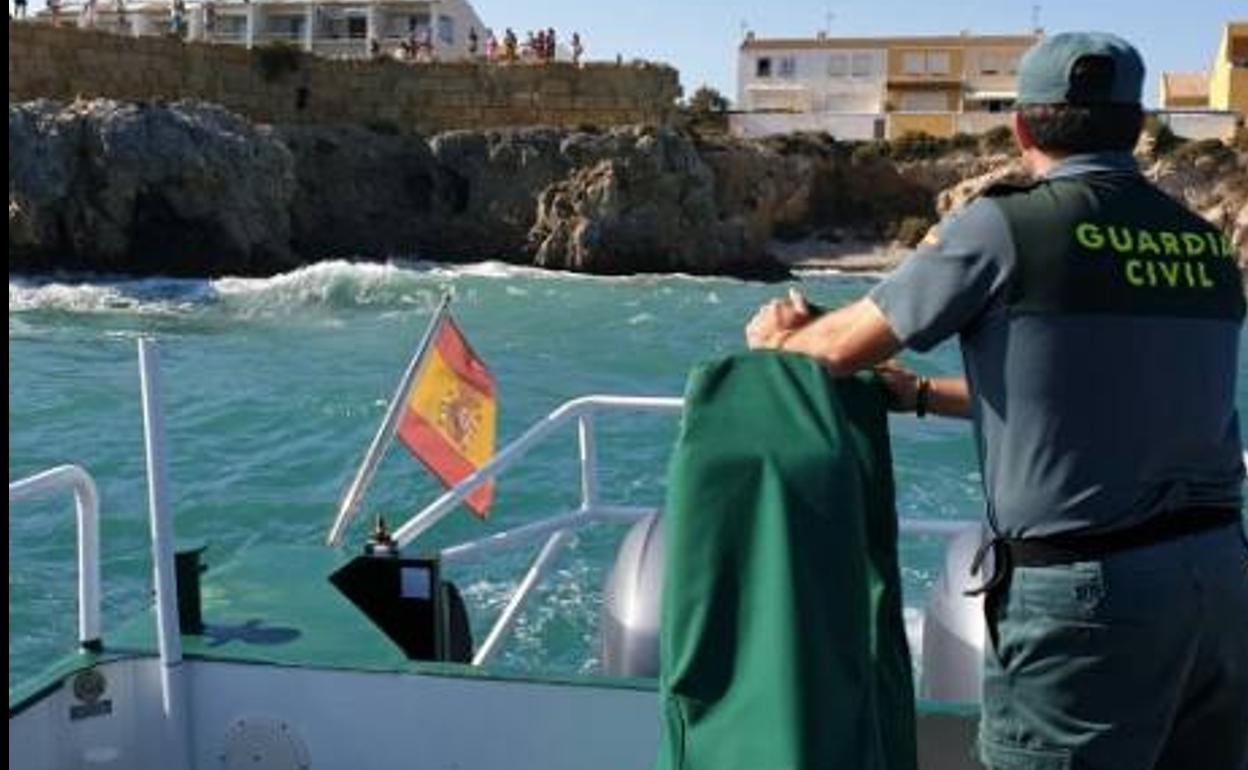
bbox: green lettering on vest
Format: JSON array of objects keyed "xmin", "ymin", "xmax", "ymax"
[
  {"xmin": 1206, "ymin": 232, "xmax": 1221, "ymax": 258},
  {"xmin": 1181, "ymin": 232, "xmax": 1206, "ymax": 257},
  {"xmin": 990, "ymin": 172, "xmax": 1245, "ymax": 320},
  {"xmin": 1159, "ymin": 232, "xmax": 1181, "ymax": 257},
  {"xmin": 1107, "ymin": 226, "xmax": 1133, "ymax": 253},
  {"xmin": 1197, "ymin": 262, "xmax": 1216, "ymax": 288},
  {"xmin": 1220, "ymin": 234, "xmax": 1234, "ymax": 258},
  {"xmin": 1158, "ymin": 261, "xmax": 1181, "ymax": 287},
  {"xmin": 1075, "ymin": 222, "xmax": 1104, "ymax": 251}
]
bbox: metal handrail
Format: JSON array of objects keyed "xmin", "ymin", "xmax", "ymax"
[
  {"xmin": 392, "ymin": 395, "xmax": 683, "ymax": 547},
  {"xmin": 405, "ymin": 394, "xmax": 980, "ymax": 666},
  {"xmin": 8, "ymin": 464, "xmax": 102, "ymax": 649}
]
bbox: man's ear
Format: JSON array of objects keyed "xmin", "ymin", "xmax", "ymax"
[{"xmin": 1012, "ymin": 111, "xmax": 1035, "ymax": 153}]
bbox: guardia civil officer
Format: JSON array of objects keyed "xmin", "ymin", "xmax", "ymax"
[{"xmin": 746, "ymin": 32, "xmax": 1247, "ymax": 770}]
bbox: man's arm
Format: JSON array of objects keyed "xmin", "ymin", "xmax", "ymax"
[{"xmin": 773, "ymin": 296, "xmax": 902, "ymax": 376}]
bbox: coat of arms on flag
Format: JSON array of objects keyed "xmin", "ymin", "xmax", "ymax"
[
  {"xmin": 327, "ymin": 294, "xmax": 497, "ymax": 546},
  {"xmin": 396, "ymin": 315, "xmax": 496, "ymax": 516}
]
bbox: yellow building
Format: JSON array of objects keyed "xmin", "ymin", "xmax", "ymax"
[
  {"xmin": 884, "ymin": 33, "xmax": 1036, "ymax": 138},
  {"xmin": 1208, "ymin": 20, "xmax": 1248, "ymax": 117},
  {"xmin": 735, "ymin": 31, "xmax": 1038, "ymax": 140}
]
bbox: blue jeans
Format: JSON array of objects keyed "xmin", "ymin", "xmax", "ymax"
[{"xmin": 979, "ymin": 523, "xmax": 1248, "ymax": 770}]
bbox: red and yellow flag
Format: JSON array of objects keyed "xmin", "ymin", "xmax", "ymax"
[{"xmin": 396, "ymin": 316, "xmax": 496, "ymax": 516}]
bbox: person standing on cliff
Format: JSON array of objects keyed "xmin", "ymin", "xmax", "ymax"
[
  {"xmin": 14, "ymin": 0, "xmax": 27, "ymax": 20},
  {"xmin": 467, "ymin": 27, "xmax": 479, "ymax": 58},
  {"xmin": 503, "ymin": 28, "xmax": 517, "ymax": 62},
  {"xmin": 746, "ymin": 32, "xmax": 1246, "ymax": 770},
  {"xmin": 546, "ymin": 28, "xmax": 557, "ymax": 62},
  {"xmin": 571, "ymin": 32, "xmax": 584, "ymax": 66}
]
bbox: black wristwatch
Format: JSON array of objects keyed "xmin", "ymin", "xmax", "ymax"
[{"xmin": 915, "ymin": 377, "xmax": 932, "ymax": 418}]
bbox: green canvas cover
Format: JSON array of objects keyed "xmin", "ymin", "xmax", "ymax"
[{"xmin": 656, "ymin": 353, "xmax": 916, "ymax": 770}]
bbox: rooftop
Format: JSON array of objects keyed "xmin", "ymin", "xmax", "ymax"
[{"xmin": 740, "ymin": 32, "xmax": 1040, "ymax": 51}]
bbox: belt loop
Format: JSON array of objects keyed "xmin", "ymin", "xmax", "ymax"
[{"xmin": 964, "ymin": 534, "xmax": 1009, "ymax": 597}]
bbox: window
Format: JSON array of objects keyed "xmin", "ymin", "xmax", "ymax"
[
  {"xmin": 756, "ymin": 57, "xmax": 772, "ymax": 78},
  {"xmin": 347, "ymin": 16, "xmax": 366, "ymax": 39},
  {"xmin": 828, "ymin": 54, "xmax": 848, "ymax": 77},
  {"xmin": 778, "ymin": 56, "xmax": 797, "ymax": 78},
  {"xmin": 980, "ymin": 52, "xmax": 1001, "ymax": 75},
  {"xmin": 216, "ymin": 15, "xmax": 246, "ymax": 38},
  {"xmin": 927, "ymin": 52, "xmax": 951, "ymax": 75},
  {"xmin": 851, "ymin": 53, "xmax": 872, "ymax": 77},
  {"xmin": 437, "ymin": 15, "xmax": 453, "ymax": 44},
  {"xmin": 266, "ymin": 15, "xmax": 305, "ymax": 38},
  {"xmin": 902, "ymin": 52, "xmax": 924, "ymax": 74}
]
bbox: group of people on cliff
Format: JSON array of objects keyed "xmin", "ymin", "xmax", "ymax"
[{"xmin": 470, "ymin": 27, "xmax": 585, "ymax": 65}]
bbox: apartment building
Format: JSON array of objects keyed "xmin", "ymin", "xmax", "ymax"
[
  {"xmin": 1208, "ymin": 20, "xmax": 1247, "ymax": 116},
  {"xmin": 1155, "ymin": 21, "xmax": 1244, "ymax": 140},
  {"xmin": 733, "ymin": 31, "xmax": 1039, "ymax": 140},
  {"xmin": 33, "ymin": 0, "xmax": 487, "ymax": 61}
]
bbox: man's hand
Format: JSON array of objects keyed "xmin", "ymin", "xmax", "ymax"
[
  {"xmin": 874, "ymin": 360, "xmax": 921, "ymax": 412},
  {"xmin": 746, "ymin": 288, "xmax": 812, "ymax": 349}
]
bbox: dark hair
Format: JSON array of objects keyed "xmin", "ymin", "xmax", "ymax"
[{"xmin": 1018, "ymin": 103, "xmax": 1143, "ymax": 154}]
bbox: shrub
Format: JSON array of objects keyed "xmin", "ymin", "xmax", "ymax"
[
  {"xmin": 850, "ymin": 141, "xmax": 888, "ymax": 164},
  {"xmin": 1142, "ymin": 113, "xmax": 1185, "ymax": 158},
  {"xmin": 1170, "ymin": 137, "xmax": 1235, "ymax": 168},
  {"xmin": 255, "ymin": 42, "xmax": 302, "ymax": 82},
  {"xmin": 888, "ymin": 132, "xmax": 949, "ymax": 161},
  {"xmin": 687, "ymin": 85, "xmax": 730, "ymax": 115},
  {"xmin": 949, "ymin": 132, "xmax": 979, "ymax": 152},
  {"xmin": 979, "ymin": 125, "xmax": 1015, "ymax": 154}
]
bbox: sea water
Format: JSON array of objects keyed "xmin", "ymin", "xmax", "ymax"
[{"xmin": 10, "ymin": 261, "xmax": 1245, "ymax": 689}]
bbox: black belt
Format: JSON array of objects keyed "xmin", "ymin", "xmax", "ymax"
[{"xmin": 967, "ymin": 505, "xmax": 1242, "ymax": 594}]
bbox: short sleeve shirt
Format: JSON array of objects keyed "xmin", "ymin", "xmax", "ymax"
[{"xmin": 869, "ymin": 153, "xmax": 1244, "ymax": 537}]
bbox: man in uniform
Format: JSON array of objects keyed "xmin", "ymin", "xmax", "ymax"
[{"xmin": 746, "ymin": 32, "xmax": 1247, "ymax": 770}]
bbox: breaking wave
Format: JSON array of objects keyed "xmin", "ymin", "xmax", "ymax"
[{"xmin": 10, "ymin": 259, "xmax": 753, "ymax": 318}]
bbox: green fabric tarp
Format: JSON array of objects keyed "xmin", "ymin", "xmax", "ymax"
[{"xmin": 656, "ymin": 353, "xmax": 917, "ymax": 770}]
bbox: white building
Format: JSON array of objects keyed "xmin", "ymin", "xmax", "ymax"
[
  {"xmin": 36, "ymin": 0, "xmax": 488, "ymax": 60},
  {"xmin": 733, "ymin": 31, "xmax": 1039, "ymax": 140}
]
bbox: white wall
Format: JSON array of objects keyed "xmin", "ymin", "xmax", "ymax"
[
  {"xmin": 737, "ymin": 45, "xmax": 885, "ymax": 114},
  {"xmin": 1156, "ymin": 111, "xmax": 1239, "ymax": 141},
  {"xmin": 729, "ymin": 112, "xmax": 882, "ymax": 141}
]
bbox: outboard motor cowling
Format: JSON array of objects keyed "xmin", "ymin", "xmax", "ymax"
[
  {"xmin": 600, "ymin": 511, "xmax": 664, "ymax": 677},
  {"xmin": 920, "ymin": 526, "xmax": 987, "ymax": 703}
]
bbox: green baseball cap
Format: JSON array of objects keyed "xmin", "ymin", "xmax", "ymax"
[{"xmin": 1016, "ymin": 32, "xmax": 1145, "ymax": 105}]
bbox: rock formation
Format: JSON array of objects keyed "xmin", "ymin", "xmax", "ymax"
[
  {"xmin": 9, "ymin": 99, "xmax": 297, "ymax": 275},
  {"xmin": 10, "ymin": 99, "xmax": 1246, "ymax": 277}
]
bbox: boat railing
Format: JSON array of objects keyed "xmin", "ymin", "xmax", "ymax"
[
  {"xmin": 8, "ymin": 464, "xmax": 102, "ymax": 650},
  {"xmin": 389, "ymin": 394, "xmax": 977, "ymax": 666}
]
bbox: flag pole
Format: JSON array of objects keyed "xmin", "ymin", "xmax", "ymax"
[{"xmin": 326, "ymin": 292, "xmax": 453, "ymax": 546}]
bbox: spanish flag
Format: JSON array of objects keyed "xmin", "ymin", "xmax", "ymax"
[{"xmin": 396, "ymin": 315, "xmax": 496, "ymax": 517}]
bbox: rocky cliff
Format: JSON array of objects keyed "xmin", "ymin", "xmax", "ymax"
[
  {"xmin": 9, "ymin": 99, "xmax": 1247, "ymax": 278},
  {"xmin": 8, "ymin": 100, "xmax": 934, "ymax": 278}
]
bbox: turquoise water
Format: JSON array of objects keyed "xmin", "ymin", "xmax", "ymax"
[{"xmin": 10, "ymin": 261, "xmax": 1245, "ymax": 690}]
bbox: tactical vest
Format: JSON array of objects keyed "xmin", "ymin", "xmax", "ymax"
[{"xmin": 985, "ymin": 171, "xmax": 1245, "ymax": 321}]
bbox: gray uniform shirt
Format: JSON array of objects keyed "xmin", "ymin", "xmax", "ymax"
[{"xmin": 870, "ymin": 152, "xmax": 1244, "ymax": 537}]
